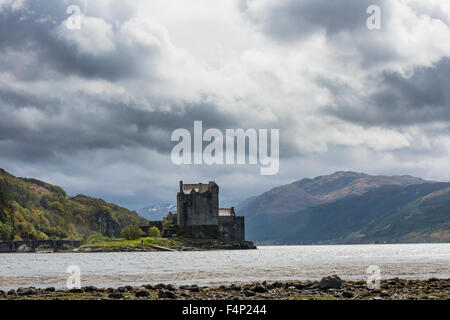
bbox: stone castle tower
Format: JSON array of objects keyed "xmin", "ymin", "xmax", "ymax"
[
  {"xmin": 177, "ymin": 181, "xmax": 219, "ymax": 226},
  {"xmin": 177, "ymin": 181, "xmax": 245, "ymax": 241}
]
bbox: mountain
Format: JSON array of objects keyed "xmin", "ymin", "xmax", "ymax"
[
  {"xmin": 263, "ymin": 182, "xmax": 450, "ymax": 244},
  {"xmin": 0, "ymin": 168, "xmax": 147, "ymax": 241},
  {"xmin": 237, "ymin": 171, "xmax": 442, "ymax": 243},
  {"xmin": 137, "ymin": 203, "xmax": 176, "ymax": 221}
]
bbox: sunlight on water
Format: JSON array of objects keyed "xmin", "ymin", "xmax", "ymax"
[{"xmin": 0, "ymin": 244, "xmax": 449, "ymax": 290}]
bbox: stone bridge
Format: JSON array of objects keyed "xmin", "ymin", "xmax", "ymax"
[{"xmin": 0, "ymin": 240, "xmax": 81, "ymax": 253}]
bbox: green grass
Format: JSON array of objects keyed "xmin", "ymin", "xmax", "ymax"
[
  {"xmin": 80, "ymin": 236, "xmax": 183, "ymax": 249},
  {"xmin": 80, "ymin": 236, "xmax": 229, "ymax": 250}
]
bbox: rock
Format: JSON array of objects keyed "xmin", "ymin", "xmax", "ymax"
[
  {"xmin": 181, "ymin": 291, "xmax": 191, "ymax": 297},
  {"xmin": 380, "ymin": 291, "xmax": 390, "ymax": 297},
  {"xmin": 69, "ymin": 288, "xmax": 83, "ymax": 293},
  {"xmin": 108, "ymin": 292, "xmax": 124, "ymax": 299},
  {"xmin": 294, "ymin": 283, "xmax": 307, "ymax": 290},
  {"xmin": 249, "ymin": 283, "xmax": 268, "ymax": 293},
  {"xmin": 244, "ymin": 290, "xmax": 255, "ymax": 297},
  {"xmin": 7, "ymin": 289, "xmax": 16, "ymax": 296},
  {"xmin": 230, "ymin": 284, "xmax": 242, "ymax": 291},
  {"xmin": 166, "ymin": 284, "xmax": 176, "ymax": 291},
  {"xmin": 308, "ymin": 281, "xmax": 320, "ymax": 289},
  {"xmin": 158, "ymin": 289, "xmax": 176, "ymax": 299},
  {"xmin": 135, "ymin": 288, "xmax": 150, "ymax": 297},
  {"xmin": 342, "ymin": 290, "xmax": 354, "ymax": 298},
  {"xmin": 45, "ymin": 287, "xmax": 56, "ymax": 292},
  {"xmin": 17, "ymin": 287, "xmax": 38, "ymax": 296},
  {"xmin": 186, "ymin": 285, "xmax": 200, "ymax": 292},
  {"xmin": 0, "ymin": 290, "xmax": 5, "ymax": 297},
  {"xmin": 320, "ymin": 275, "xmax": 342, "ymax": 290},
  {"xmin": 83, "ymin": 286, "xmax": 97, "ymax": 292},
  {"xmin": 272, "ymin": 281, "xmax": 284, "ymax": 288}
]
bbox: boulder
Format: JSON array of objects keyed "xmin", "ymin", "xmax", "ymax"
[
  {"xmin": 17, "ymin": 287, "xmax": 38, "ymax": 296},
  {"xmin": 380, "ymin": 290, "xmax": 390, "ymax": 297},
  {"xmin": 7, "ymin": 289, "xmax": 16, "ymax": 296},
  {"xmin": 158, "ymin": 289, "xmax": 176, "ymax": 299},
  {"xmin": 82, "ymin": 286, "xmax": 97, "ymax": 292},
  {"xmin": 244, "ymin": 290, "xmax": 255, "ymax": 297},
  {"xmin": 319, "ymin": 275, "xmax": 342, "ymax": 290},
  {"xmin": 166, "ymin": 284, "xmax": 176, "ymax": 291},
  {"xmin": 342, "ymin": 290, "xmax": 354, "ymax": 298},
  {"xmin": 186, "ymin": 285, "xmax": 200, "ymax": 292},
  {"xmin": 108, "ymin": 291, "xmax": 124, "ymax": 299},
  {"xmin": 230, "ymin": 284, "xmax": 242, "ymax": 291},
  {"xmin": 249, "ymin": 283, "xmax": 268, "ymax": 293},
  {"xmin": 135, "ymin": 288, "xmax": 150, "ymax": 297}
]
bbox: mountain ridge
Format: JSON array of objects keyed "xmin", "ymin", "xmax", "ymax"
[
  {"xmin": 237, "ymin": 171, "xmax": 431, "ymax": 219},
  {"xmin": 237, "ymin": 172, "xmax": 449, "ymax": 244}
]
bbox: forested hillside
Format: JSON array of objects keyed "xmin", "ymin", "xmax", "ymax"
[{"xmin": 0, "ymin": 168, "xmax": 147, "ymax": 241}]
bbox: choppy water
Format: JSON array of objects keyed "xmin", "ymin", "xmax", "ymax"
[{"xmin": 1, "ymin": 244, "xmax": 449, "ymax": 290}]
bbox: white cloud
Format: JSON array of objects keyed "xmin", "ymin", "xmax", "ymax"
[{"xmin": 56, "ymin": 15, "xmax": 115, "ymax": 56}]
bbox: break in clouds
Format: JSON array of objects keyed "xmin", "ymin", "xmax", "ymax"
[{"xmin": 0, "ymin": 0, "xmax": 450, "ymax": 209}]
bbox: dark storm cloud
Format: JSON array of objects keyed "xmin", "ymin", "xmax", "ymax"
[
  {"xmin": 241, "ymin": 0, "xmax": 387, "ymax": 41},
  {"xmin": 0, "ymin": 87, "xmax": 61, "ymax": 113},
  {"xmin": 0, "ymin": 88, "xmax": 240, "ymax": 162},
  {"xmin": 325, "ymin": 58, "xmax": 450, "ymax": 126}
]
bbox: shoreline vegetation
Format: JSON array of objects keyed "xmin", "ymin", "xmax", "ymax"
[
  {"xmin": 75, "ymin": 235, "xmax": 257, "ymax": 252},
  {"xmin": 1, "ymin": 277, "xmax": 449, "ymax": 300}
]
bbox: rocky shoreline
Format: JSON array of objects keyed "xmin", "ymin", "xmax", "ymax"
[{"xmin": 2, "ymin": 277, "xmax": 449, "ymax": 300}]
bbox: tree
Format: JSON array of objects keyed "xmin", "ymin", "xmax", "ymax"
[
  {"xmin": 147, "ymin": 226, "xmax": 160, "ymax": 237},
  {"xmin": 120, "ymin": 225, "xmax": 144, "ymax": 240}
]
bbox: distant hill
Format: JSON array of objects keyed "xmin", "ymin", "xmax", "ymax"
[
  {"xmin": 137, "ymin": 203, "xmax": 176, "ymax": 221},
  {"xmin": 0, "ymin": 168, "xmax": 147, "ymax": 241},
  {"xmin": 237, "ymin": 171, "xmax": 449, "ymax": 244},
  {"xmin": 258, "ymin": 182, "xmax": 450, "ymax": 244}
]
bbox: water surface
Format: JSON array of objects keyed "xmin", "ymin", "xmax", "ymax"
[{"xmin": 1, "ymin": 244, "xmax": 449, "ymax": 290}]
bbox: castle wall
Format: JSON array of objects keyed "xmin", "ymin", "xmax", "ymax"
[{"xmin": 218, "ymin": 216, "xmax": 245, "ymax": 241}]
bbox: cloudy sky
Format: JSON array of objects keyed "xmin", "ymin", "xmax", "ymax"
[{"xmin": 1, "ymin": 0, "xmax": 450, "ymax": 209}]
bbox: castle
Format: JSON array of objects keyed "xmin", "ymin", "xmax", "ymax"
[
  {"xmin": 146, "ymin": 181, "xmax": 245, "ymax": 241},
  {"xmin": 177, "ymin": 181, "xmax": 245, "ymax": 241}
]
